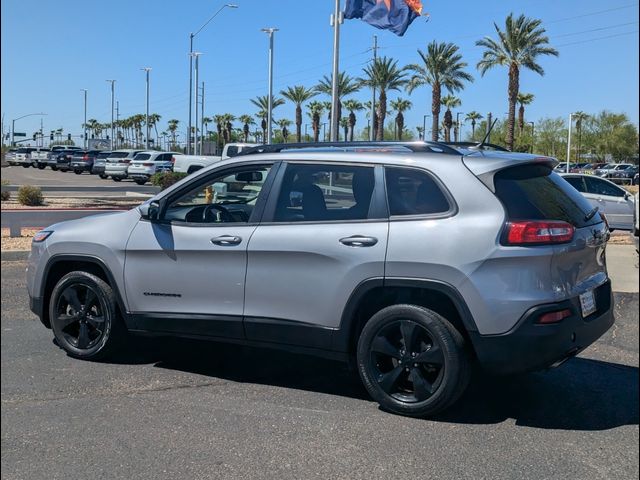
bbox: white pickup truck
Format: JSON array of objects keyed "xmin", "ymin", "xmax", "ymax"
[{"xmin": 173, "ymin": 143, "xmax": 258, "ymax": 174}]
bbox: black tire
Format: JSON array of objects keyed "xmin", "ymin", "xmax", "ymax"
[
  {"xmin": 22, "ymin": 164, "xmax": 30, "ymax": 168},
  {"xmin": 51, "ymin": 166, "xmax": 58, "ymax": 171},
  {"xmin": 49, "ymin": 271, "xmax": 126, "ymax": 360},
  {"xmin": 37, "ymin": 164, "xmax": 46, "ymax": 170},
  {"xmin": 112, "ymin": 177, "xmax": 122, "ymax": 182},
  {"xmin": 134, "ymin": 179, "xmax": 147, "ymax": 185},
  {"xmin": 99, "ymin": 174, "xmax": 108, "ymax": 179},
  {"xmin": 357, "ymin": 304, "xmax": 471, "ymax": 418},
  {"xmin": 74, "ymin": 169, "xmax": 83, "ymax": 175}
]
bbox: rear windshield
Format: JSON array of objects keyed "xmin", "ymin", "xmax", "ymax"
[
  {"xmin": 494, "ymin": 165, "xmax": 602, "ymax": 228},
  {"xmin": 133, "ymin": 153, "xmax": 151, "ymax": 160},
  {"xmin": 96, "ymin": 152, "xmax": 111, "ymax": 159},
  {"xmin": 108, "ymin": 152, "xmax": 129, "ymax": 159}
]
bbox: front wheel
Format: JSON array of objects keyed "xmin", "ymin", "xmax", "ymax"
[
  {"xmin": 49, "ymin": 271, "xmax": 126, "ymax": 360},
  {"xmin": 51, "ymin": 166, "xmax": 58, "ymax": 171},
  {"xmin": 357, "ymin": 304, "xmax": 471, "ymax": 418},
  {"xmin": 99, "ymin": 174, "xmax": 108, "ymax": 179},
  {"xmin": 22, "ymin": 164, "xmax": 30, "ymax": 168},
  {"xmin": 112, "ymin": 177, "xmax": 122, "ymax": 182},
  {"xmin": 134, "ymin": 179, "xmax": 147, "ymax": 185},
  {"xmin": 74, "ymin": 169, "xmax": 83, "ymax": 175},
  {"xmin": 37, "ymin": 164, "xmax": 46, "ymax": 170}
]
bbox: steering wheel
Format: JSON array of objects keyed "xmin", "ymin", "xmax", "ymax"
[{"xmin": 202, "ymin": 204, "xmax": 234, "ymax": 223}]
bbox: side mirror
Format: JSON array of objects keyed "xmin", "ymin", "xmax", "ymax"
[{"xmin": 139, "ymin": 200, "xmax": 160, "ymax": 221}]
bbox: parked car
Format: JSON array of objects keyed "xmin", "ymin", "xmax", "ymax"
[
  {"xmin": 70, "ymin": 150, "xmax": 101, "ymax": 174},
  {"xmin": 104, "ymin": 150, "xmax": 144, "ymax": 181},
  {"xmin": 91, "ymin": 151, "xmax": 112, "ymax": 178},
  {"xmin": 561, "ymin": 173, "xmax": 635, "ymax": 230},
  {"xmin": 44, "ymin": 146, "xmax": 82, "ymax": 171},
  {"xmin": 569, "ymin": 162, "xmax": 591, "ymax": 173},
  {"xmin": 173, "ymin": 142, "xmax": 257, "ymax": 174},
  {"xmin": 553, "ymin": 162, "xmax": 577, "ymax": 172},
  {"xmin": 608, "ymin": 164, "xmax": 638, "ymax": 184},
  {"xmin": 31, "ymin": 148, "xmax": 51, "ymax": 169},
  {"xmin": 593, "ymin": 163, "xmax": 617, "ymax": 177},
  {"xmin": 4, "ymin": 148, "xmax": 18, "ymax": 165},
  {"xmin": 127, "ymin": 151, "xmax": 180, "ymax": 185},
  {"xmin": 14, "ymin": 147, "xmax": 38, "ymax": 167},
  {"xmin": 27, "ymin": 141, "xmax": 614, "ymax": 418}
]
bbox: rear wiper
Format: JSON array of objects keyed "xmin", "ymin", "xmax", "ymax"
[{"xmin": 584, "ymin": 206, "xmax": 599, "ymax": 222}]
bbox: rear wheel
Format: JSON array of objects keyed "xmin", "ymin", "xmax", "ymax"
[
  {"xmin": 49, "ymin": 271, "xmax": 126, "ymax": 360},
  {"xmin": 99, "ymin": 174, "xmax": 108, "ymax": 179},
  {"xmin": 37, "ymin": 164, "xmax": 46, "ymax": 170},
  {"xmin": 357, "ymin": 304, "xmax": 471, "ymax": 417},
  {"xmin": 51, "ymin": 166, "xmax": 58, "ymax": 171},
  {"xmin": 22, "ymin": 164, "xmax": 30, "ymax": 168},
  {"xmin": 74, "ymin": 169, "xmax": 83, "ymax": 175},
  {"xmin": 112, "ymin": 177, "xmax": 122, "ymax": 182},
  {"xmin": 134, "ymin": 179, "xmax": 147, "ymax": 185}
]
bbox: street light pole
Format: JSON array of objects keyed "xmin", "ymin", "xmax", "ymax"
[
  {"xmin": 189, "ymin": 53, "xmax": 203, "ymax": 155},
  {"xmin": 329, "ymin": 0, "xmax": 342, "ymax": 142},
  {"xmin": 142, "ymin": 67, "xmax": 152, "ymax": 149},
  {"xmin": 11, "ymin": 112, "xmax": 46, "ymax": 147},
  {"xmin": 422, "ymin": 115, "xmax": 429, "ymax": 141},
  {"xmin": 261, "ymin": 28, "xmax": 278, "ymax": 145},
  {"xmin": 528, "ymin": 121, "xmax": 535, "ymax": 153},
  {"xmin": 566, "ymin": 113, "xmax": 574, "ymax": 172},
  {"xmin": 455, "ymin": 112, "xmax": 464, "ymax": 142},
  {"xmin": 106, "ymin": 80, "xmax": 116, "ymax": 150},
  {"xmin": 81, "ymin": 89, "xmax": 87, "ymax": 149},
  {"xmin": 187, "ymin": 4, "xmax": 238, "ymax": 155},
  {"xmin": 369, "ymin": 35, "xmax": 377, "ymax": 141}
]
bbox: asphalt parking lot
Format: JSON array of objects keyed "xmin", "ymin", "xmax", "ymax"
[
  {"xmin": 1, "ymin": 253, "xmax": 638, "ymax": 480},
  {"xmin": 2, "ymin": 165, "xmax": 148, "ymax": 187}
]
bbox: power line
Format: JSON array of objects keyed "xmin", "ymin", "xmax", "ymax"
[
  {"xmin": 551, "ymin": 21, "xmax": 638, "ymax": 39},
  {"xmin": 555, "ymin": 30, "xmax": 638, "ymax": 47}
]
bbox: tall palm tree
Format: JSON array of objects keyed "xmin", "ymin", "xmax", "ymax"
[
  {"xmin": 573, "ymin": 111, "xmax": 589, "ymax": 162},
  {"xmin": 389, "ymin": 98, "xmax": 412, "ymax": 140},
  {"xmin": 359, "ymin": 57, "xmax": 408, "ymax": 141},
  {"xmin": 465, "ymin": 111, "xmax": 483, "ymax": 139},
  {"xmin": 251, "ymin": 95, "xmax": 285, "ymax": 143},
  {"xmin": 339, "ymin": 117, "xmax": 350, "ymax": 141},
  {"xmin": 406, "ymin": 41, "xmax": 473, "ymax": 142},
  {"xmin": 476, "ymin": 14, "xmax": 558, "ymax": 150},
  {"xmin": 238, "ymin": 114, "xmax": 255, "ymax": 142},
  {"xmin": 441, "ymin": 95, "xmax": 461, "ymax": 142},
  {"xmin": 315, "ymin": 71, "xmax": 360, "ymax": 127},
  {"xmin": 363, "ymin": 101, "xmax": 378, "ymax": 140},
  {"xmin": 148, "ymin": 113, "xmax": 161, "ymax": 147},
  {"xmin": 281, "ymin": 85, "xmax": 317, "ymax": 142},
  {"xmin": 516, "ymin": 93, "xmax": 534, "ymax": 134},
  {"xmin": 307, "ymin": 101, "xmax": 325, "ymax": 142},
  {"xmin": 84, "ymin": 119, "xmax": 99, "ymax": 139},
  {"xmin": 213, "ymin": 114, "xmax": 225, "ymax": 148},
  {"xmin": 202, "ymin": 116, "xmax": 213, "ymax": 140},
  {"xmin": 342, "ymin": 99, "xmax": 364, "ymax": 141},
  {"xmin": 222, "ymin": 114, "xmax": 236, "ymax": 144},
  {"xmin": 276, "ymin": 118, "xmax": 293, "ymax": 142}
]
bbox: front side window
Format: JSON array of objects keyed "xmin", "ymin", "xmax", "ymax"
[
  {"xmin": 273, "ymin": 164, "xmax": 375, "ymax": 222},
  {"xmin": 164, "ymin": 165, "xmax": 271, "ymax": 224},
  {"xmin": 385, "ymin": 167, "xmax": 451, "ymax": 216},
  {"xmin": 584, "ymin": 177, "xmax": 625, "ymax": 197},
  {"xmin": 564, "ymin": 176, "xmax": 586, "ymax": 192}
]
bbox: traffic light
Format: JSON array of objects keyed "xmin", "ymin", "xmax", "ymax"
[
  {"xmin": 67, "ymin": 134, "xmax": 71, "ymax": 141},
  {"xmin": 33, "ymin": 133, "xmax": 37, "ymax": 141},
  {"xmin": 50, "ymin": 133, "xmax": 54, "ymax": 141}
]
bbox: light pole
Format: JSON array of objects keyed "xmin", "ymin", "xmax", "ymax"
[
  {"xmin": 106, "ymin": 80, "xmax": 116, "ymax": 150},
  {"xmin": 566, "ymin": 113, "xmax": 574, "ymax": 172},
  {"xmin": 141, "ymin": 67, "xmax": 152, "ymax": 150},
  {"xmin": 422, "ymin": 115, "xmax": 429, "ymax": 141},
  {"xmin": 80, "ymin": 90, "xmax": 87, "ymax": 148},
  {"xmin": 187, "ymin": 4, "xmax": 238, "ymax": 155},
  {"xmin": 528, "ymin": 121, "xmax": 535, "ymax": 153},
  {"xmin": 304, "ymin": 124, "xmax": 309, "ymax": 142},
  {"xmin": 261, "ymin": 28, "xmax": 278, "ymax": 145},
  {"xmin": 455, "ymin": 112, "xmax": 464, "ymax": 142},
  {"xmin": 189, "ymin": 53, "xmax": 203, "ymax": 155},
  {"xmin": 11, "ymin": 113, "xmax": 46, "ymax": 147},
  {"xmin": 329, "ymin": 0, "xmax": 342, "ymax": 142}
]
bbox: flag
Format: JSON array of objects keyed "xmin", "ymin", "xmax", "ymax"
[{"xmin": 344, "ymin": 0, "xmax": 424, "ymax": 37}]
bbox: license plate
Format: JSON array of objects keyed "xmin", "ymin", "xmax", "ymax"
[{"xmin": 579, "ymin": 290, "xmax": 597, "ymax": 317}]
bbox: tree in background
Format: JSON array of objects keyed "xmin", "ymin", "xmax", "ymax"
[
  {"xmin": 251, "ymin": 95, "xmax": 285, "ymax": 144},
  {"xmin": 572, "ymin": 111, "xmax": 589, "ymax": 162},
  {"xmin": 315, "ymin": 71, "xmax": 360, "ymax": 128},
  {"xmin": 281, "ymin": 85, "xmax": 317, "ymax": 142},
  {"xmin": 465, "ymin": 111, "xmax": 483, "ymax": 138},
  {"xmin": 307, "ymin": 101, "xmax": 325, "ymax": 142},
  {"xmin": 476, "ymin": 14, "xmax": 558, "ymax": 150},
  {"xmin": 238, "ymin": 115, "xmax": 255, "ymax": 142},
  {"xmin": 516, "ymin": 93, "xmax": 535, "ymax": 135},
  {"xmin": 441, "ymin": 95, "xmax": 461, "ymax": 142},
  {"xmin": 390, "ymin": 97, "xmax": 412, "ymax": 140},
  {"xmin": 343, "ymin": 99, "xmax": 364, "ymax": 141}
]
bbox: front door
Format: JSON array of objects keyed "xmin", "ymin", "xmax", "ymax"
[
  {"xmin": 583, "ymin": 176, "xmax": 634, "ymax": 229},
  {"xmin": 124, "ymin": 163, "xmax": 275, "ymax": 337}
]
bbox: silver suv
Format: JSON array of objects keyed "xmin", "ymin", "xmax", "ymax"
[{"xmin": 26, "ymin": 142, "xmax": 614, "ymax": 417}]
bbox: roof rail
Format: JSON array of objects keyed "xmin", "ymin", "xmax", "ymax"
[
  {"xmin": 439, "ymin": 141, "xmax": 510, "ymax": 152},
  {"xmin": 237, "ymin": 141, "xmax": 462, "ymax": 157}
]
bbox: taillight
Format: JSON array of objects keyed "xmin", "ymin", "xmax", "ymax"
[
  {"xmin": 171, "ymin": 156, "xmax": 176, "ymax": 164},
  {"xmin": 83, "ymin": 154, "xmax": 89, "ymax": 160},
  {"xmin": 503, "ymin": 221, "xmax": 575, "ymax": 246},
  {"xmin": 142, "ymin": 162, "xmax": 154, "ymax": 167},
  {"xmin": 120, "ymin": 159, "xmax": 131, "ymax": 164},
  {"xmin": 537, "ymin": 308, "xmax": 572, "ymax": 324}
]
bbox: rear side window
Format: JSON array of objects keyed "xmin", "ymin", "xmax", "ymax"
[
  {"xmin": 494, "ymin": 165, "xmax": 601, "ymax": 228},
  {"xmin": 385, "ymin": 167, "xmax": 451, "ymax": 216},
  {"xmin": 134, "ymin": 153, "xmax": 152, "ymax": 161}
]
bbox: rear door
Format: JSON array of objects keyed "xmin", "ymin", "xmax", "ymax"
[{"xmin": 243, "ymin": 161, "xmax": 388, "ymax": 348}]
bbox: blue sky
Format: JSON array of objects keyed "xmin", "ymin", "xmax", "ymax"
[{"xmin": 1, "ymin": 0, "xmax": 638, "ymax": 142}]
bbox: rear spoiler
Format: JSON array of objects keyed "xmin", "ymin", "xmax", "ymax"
[{"xmin": 462, "ymin": 152, "xmax": 558, "ymax": 192}]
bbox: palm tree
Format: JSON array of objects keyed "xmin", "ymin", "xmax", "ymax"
[
  {"xmin": 213, "ymin": 114, "xmax": 225, "ymax": 149},
  {"xmin": 222, "ymin": 114, "xmax": 235, "ymax": 144},
  {"xmin": 476, "ymin": 14, "xmax": 559, "ymax": 150},
  {"xmin": 281, "ymin": 85, "xmax": 318, "ymax": 142},
  {"xmin": 389, "ymin": 98, "xmax": 412, "ymax": 140},
  {"xmin": 516, "ymin": 93, "xmax": 534, "ymax": 134},
  {"xmin": 339, "ymin": 117, "xmax": 350, "ymax": 141},
  {"xmin": 407, "ymin": 41, "xmax": 473, "ymax": 142},
  {"xmin": 315, "ymin": 71, "xmax": 360, "ymax": 127},
  {"xmin": 441, "ymin": 95, "xmax": 461, "ymax": 142},
  {"xmin": 251, "ymin": 95, "xmax": 285, "ymax": 143},
  {"xmin": 307, "ymin": 101, "xmax": 325, "ymax": 142},
  {"xmin": 276, "ymin": 118, "xmax": 293, "ymax": 142},
  {"xmin": 465, "ymin": 111, "xmax": 483, "ymax": 139},
  {"xmin": 342, "ymin": 99, "xmax": 364, "ymax": 141},
  {"xmin": 238, "ymin": 115, "xmax": 255, "ymax": 142},
  {"xmin": 167, "ymin": 119, "xmax": 179, "ymax": 149},
  {"xmin": 148, "ymin": 113, "xmax": 161, "ymax": 147},
  {"xmin": 363, "ymin": 100, "xmax": 378, "ymax": 140},
  {"xmin": 202, "ymin": 116, "xmax": 213, "ymax": 140},
  {"xmin": 84, "ymin": 119, "xmax": 99, "ymax": 139},
  {"xmin": 359, "ymin": 57, "xmax": 408, "ymax": 141},
  {"xmin": 573, "ymin": 111, "xmax": 589, "ymax": 162}
]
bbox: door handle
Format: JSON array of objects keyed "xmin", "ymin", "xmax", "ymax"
[
  {"xmin": 211, "ymin": 235, "xmax": 242, "ymax": 246},
  {"xmin": 339, "ymin": 235, "xmax": 378, "ymax": 247}
]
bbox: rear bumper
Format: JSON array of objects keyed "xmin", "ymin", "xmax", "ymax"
[
  {"xmin": 471, "ymin": 280, "xmax": 614, "ymax": 375},
  {"xmin": 92, "ymin": 164, "xmax": 106, "ymax": 174},
  {"xmin": 70, "ymin": 162, "xmax": 93, "ymax": 171}
]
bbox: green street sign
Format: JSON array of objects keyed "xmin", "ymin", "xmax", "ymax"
[{"xmin": 13, "ymin": 132, "xmax": 26, "ymax": 137}]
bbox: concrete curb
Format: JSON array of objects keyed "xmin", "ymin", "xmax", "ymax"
[{"xmin": 1, "ymin": 250, "xmax": 30, "ymax": 261}]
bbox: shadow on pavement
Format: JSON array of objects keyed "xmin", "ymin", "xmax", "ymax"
[{"xmin": 109, "ymin": 335, "xmax": 638, "ymax": 431}]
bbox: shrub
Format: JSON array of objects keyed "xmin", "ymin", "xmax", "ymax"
[
  {"xmin": 150, "ymin": 172, "xmax": 188, "ymax": 190},
  {"xmin": 1, "ymin": 180, "xmax": 9, "ymax": 201},
  {"xmin": 17, "ymin": 185, "xmax": 44, "ymax": 206}
]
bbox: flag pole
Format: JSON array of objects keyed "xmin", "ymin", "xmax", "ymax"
[{"xmin": 330, "ymin": 0, "xmax": 342, "ymax": 142}]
